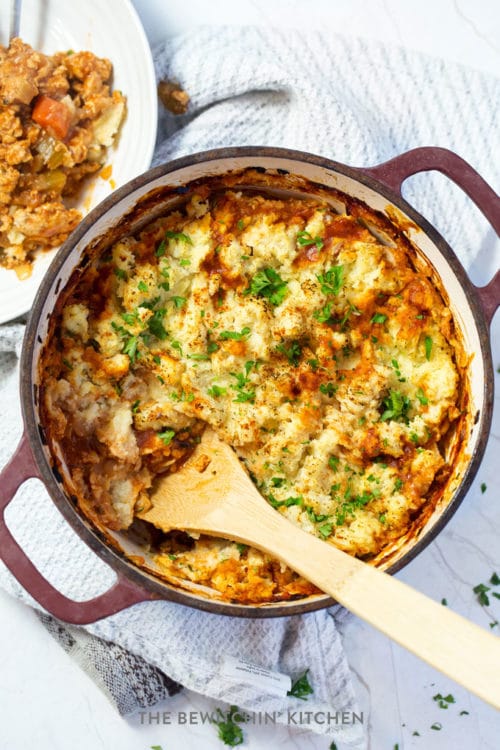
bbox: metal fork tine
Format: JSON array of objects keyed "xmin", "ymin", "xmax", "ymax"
[{"xmin": 9, "ymin": 0, "xmax": 22, "ymax": 41}]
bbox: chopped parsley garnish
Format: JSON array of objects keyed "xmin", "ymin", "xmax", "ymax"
[
  {"xmin": 179, "ymin": 258, "xmax": 191, "ymax": 266},
  {"xmin": 207, "ymin": 384, "xmax": 227, "ymax": 398},
  {"xmin": 393, "ymin": 477, "xmax": 404, "ymax": 493},
  {"xmin": 158, "ymin": 429, "xmax": 175, "ymax": 445},
  {"xmin": 276, "ymin": 340, "xmax": 302, "ymax": 366},
  {"xmin": 287, "ymin": 669, "xmax": 314, "ymax": 700},
  {"xmin": 371, "ymin": 312, "xmax": 387, "ymax": 324},
  {"xmin": 328, "ymin": 456, "xmax": 340, "ymax": 471},
  {"xmin": 155, "ymin": 239, "xmax": 166, "ymax": 257},
  {"xmin": 121, "ymin": 310, "xmax": 139, "ymax": 326},
  {"xmin": 305, "ymin": 506, "xmax": 329, "ymax": 523},
  {"xmin": 320, "ymin": 382, "xmax": 337, "ymax": 397},
  {"xmin": 313, "ymin": 301, "xmax": 333, "ymax": 323},
  {"xmin": 317, "ymin": 265, "xmax": 343, "ymax": 296},
  {"xmin": 230, "ymin": 369, "xmax": 256, "ymax": 403},
  {"xmin": 165, "ymin": 230, "xmax": 193, "ymax": 244},
  {"xmin": 237, "ymin": 219, "xmax": 245, "ymax": 230},
  {"xmin": 391, "ymin": 358, "xmax": 406, "ymax": 382},
  {"xmin": 170, "ymin": 295, "xmax": 186, "ymax": 309},
  {"xmin": 171, "ymin": 340, "xmax": 183, "ymax": 355},
  {"xmin": 131, "ymin": 399, "xmax": 140, "ymax": 413},
  {"xmin": 307, "ymin": 358, "xmax": 319, "ymax": 371},
  {"xmin": 270, "ymin": 477, "xmax": 286, "ymax": 488},
  {"xmin": 424, "ymin": 335, "xmax": 433, "ymax": 360},
  {"xmin": 188, "ymin": 352, "xmax": 210, "ymax": 361},
  {"xmin": 244, "ymin": 267, "xmax": 288, "ymax": 306},
  {"xmin": 378, "ymin": 513, "xmax": 387, "ymax": 524},
  {"xmin": 296, "ymin": 230, "xmax": 324, "ymax": 250},
  {"xmin": 111, "ymin": 322, "xmax": 140, "ymax": 364},
  {"xmin": 416, "ymin": 387, "xmax": 428, "ymax": 405},
  {"xmin": 236, "ymin": 543, "xmax": 248, "ymax": 555},
  {"xmin": 433, "ymin": 692, "xmax": 455, "ymax": 709},
  {"xmin": 269, "ymin": 495, "xmax": 304, "ymax": 508},
  {"xmin": 170, "ymin": 389, "xmax": 194, "ymax": 403},
  {"xmin": 207, "ymin": 340, "xmax": 220, "ymax": 354},
  {"xmin": 219, "ymin": 327, "xmax": 251, "ymax": 341},
  {"xmin": 318, "ymin": 522, "xmax": 333, "ymax": 537},
  {"xmin": 62, "ymin": 357, "xmax": 73, "ymax": 370},
  {"xmin": 213, "ymin": 705, "xmax": 246, "ymax": 747},
  {"xmin": 138, "ymin": 280, "xmax": 148, "ymax": 292},
  {"xmin": 380, "ymin": 389, "xmax": 411, "ymax": 423},
  {"xmin": 114, "ymin": 267, "xmax": 127, "ymax": 280},
  {"xmin": 148, "ymin": 308, "xmax": 168, "ymax": 340}
]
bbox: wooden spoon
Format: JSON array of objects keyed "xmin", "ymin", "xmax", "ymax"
[{"xmin": 139, "ymin": 428, "xmax": 500, "ymax": 709}]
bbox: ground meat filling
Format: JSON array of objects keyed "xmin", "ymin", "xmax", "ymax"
[{"xmin": 41, "ymin": 187, "xmax": 463, "ymax": 604}]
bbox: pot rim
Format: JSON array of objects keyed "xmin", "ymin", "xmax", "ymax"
[{"xmin": 20, "ymin": 146, "xmax": 494, "ymax": 618}]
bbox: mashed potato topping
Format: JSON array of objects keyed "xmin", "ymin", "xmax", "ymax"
[
  {"xmin": 0, "ymin": 38, "xmax": 125, "ymax": 275},
  {"xmin": 42, "ymin": 184, "xmax": 463, "ymax": 603}
]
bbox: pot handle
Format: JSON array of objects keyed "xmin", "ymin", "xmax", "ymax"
[
  {"xmin": 0, "ymin": 433, "xmax": 154, "ymax": 624},
  {"xmin": 362, "ymin": 146, "xmax": 500, "ymax": 325}
]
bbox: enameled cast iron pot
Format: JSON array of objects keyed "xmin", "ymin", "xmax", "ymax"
[{"xmin": 0, "ymin": 147, "xmax": 498, "ymax": 624}]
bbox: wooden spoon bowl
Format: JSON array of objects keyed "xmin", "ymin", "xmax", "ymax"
[{"xmin": 139, "ymin": 428, "xmax": 500, "ymax": 709}]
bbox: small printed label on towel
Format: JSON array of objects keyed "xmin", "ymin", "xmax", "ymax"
[{"xmin": 220, "ymin": 655, "xmax": 292, "ymax": 696}]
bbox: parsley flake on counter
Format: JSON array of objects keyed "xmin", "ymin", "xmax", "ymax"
[
  {"xmin": 430, "ymin": 723, "xmax": 442, "ymax": 731},
  {"xmin": 481, "ymin": 482, "xmax": 487, "ymax": 493},
  {"xmin": 433, "ymin": 692, "xmax": 455, "ymax": 709},
  {"xmin": 287, "ymin": 669, "xmax": 314, "ymax": 700},
  {"xmin": 460, "ymin": 710, "xmax": 470, "ymax": 716},
  {"xmin": 441, "ymin": 598, "xmax": 448, "ymax": 606},
  {"xmin": 213, "ymin": 705, "xmax": 246, "ymax": 747},
  {"xmin": 158, "ymin": 429, "xmax": 175, "ymax": 445},
  {"xmin": 297, "ymin": 230, "xmax": 324, "ymax": 250},
  {"xmin": 244, "ymin": 267, "xmax": 288, "ymax": 306},
  {"xmin": 473, "ymin": 582, "xmax": 490, "ymax": 606},
  {"xmin": 490, "ymin": 572, "xmax": 500, "ymax": 585}
]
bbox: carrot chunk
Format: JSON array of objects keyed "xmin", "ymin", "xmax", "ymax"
[{"xmin": 32, "ymin": 95, "xmax": 71, "ymax": 140}]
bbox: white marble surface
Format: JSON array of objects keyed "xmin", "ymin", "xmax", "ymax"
[{"xmin": 0, "ymin": 1, "xmax": 499, "ymax": 749}]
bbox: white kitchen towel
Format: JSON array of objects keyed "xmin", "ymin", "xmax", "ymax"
[{"xmin": 0, "ymin": 26, "xmax": 499, "ymax": 749}]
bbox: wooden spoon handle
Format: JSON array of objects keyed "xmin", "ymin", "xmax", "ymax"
[{"xmin": 224, "ymin": 494, "xmax": 500, "ymax": 709}]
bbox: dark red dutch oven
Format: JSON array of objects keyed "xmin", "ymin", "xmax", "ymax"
[{"xmin": 0, "ymin": 146, "xmax": 498, "ymax": 624}]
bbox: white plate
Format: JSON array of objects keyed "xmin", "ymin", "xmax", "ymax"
[{"xmin": 0, "ymin": 0, "xmax": 157, "ymax": 324}]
